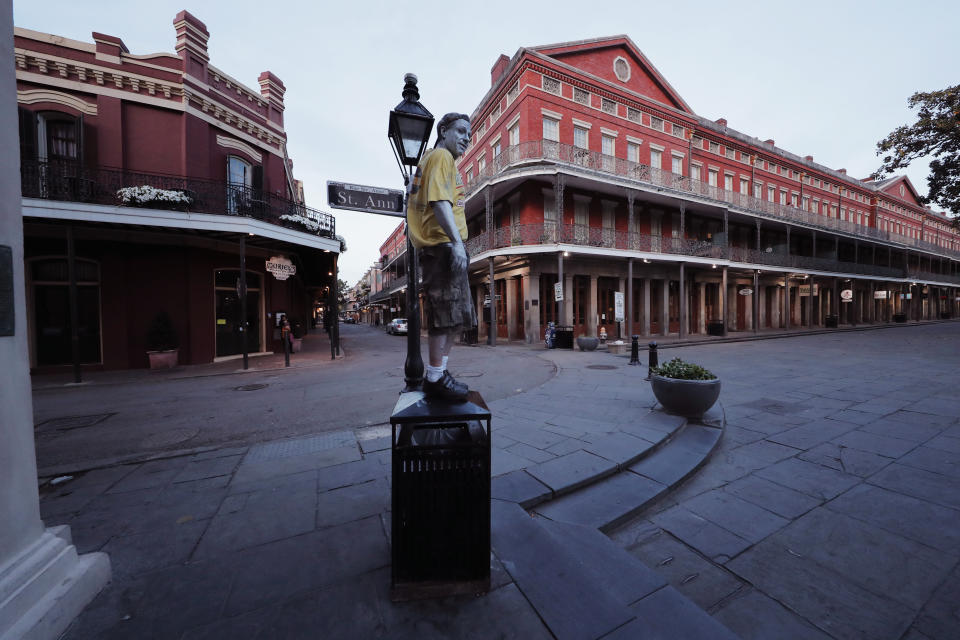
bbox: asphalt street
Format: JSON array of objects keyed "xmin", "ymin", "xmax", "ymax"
[{"xmin": 32, "ymin": 323, "xmax": 556, "ymax": 472}]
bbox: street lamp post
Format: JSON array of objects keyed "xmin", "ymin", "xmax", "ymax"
[{"xmin": 388, "ymin": 74, "xmax": 434, "ymax": 392}]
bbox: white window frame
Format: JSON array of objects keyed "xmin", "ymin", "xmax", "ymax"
[
  {"xmin": 602, "ymin": 134, "xmax": 616, "ymax": 157},
  {"xmin": 573, "ymin": 125, "xmax": 590, "ymax": 150},
  {"xmin": 542, "ymin": 114, "xmax": 560, "ymax": 142},
  {"xmin": 649, "ymin": 143, "xmax": 664, "ymax": 170}
]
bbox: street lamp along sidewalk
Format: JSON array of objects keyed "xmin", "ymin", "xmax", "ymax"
[
  {"xmin": 327, "ymin": 74, "xmax": 433, "ymax": 392},
  {"xmin": 387, "ymin": 74, "xmax": 434, "ymax": 392}
]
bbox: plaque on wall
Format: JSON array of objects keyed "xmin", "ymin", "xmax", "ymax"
[{"xmin": 0, "ymin": 245, "xmax": 13, "ymax": 336}]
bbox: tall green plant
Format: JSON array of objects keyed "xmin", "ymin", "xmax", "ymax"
[{"xmin": 147, "ymin": 311, "xmax": 179, "ymax": 351}]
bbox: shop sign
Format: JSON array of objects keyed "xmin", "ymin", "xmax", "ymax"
[
  {"xmin": 738, "ymin": 288, "xmax": 753, "ymax": 296},
  {"xmin": 614, "ymin": 292, "xmax": 625, "ymax": 322},
  {"xmin": 841, "ymin": 289, "xmax": 853, "ymax": 302},
  {"xmin": 874, "ymin": 291, "xmax": 888, "ymax": 300},
  {"xmin": 266, "ymin": 256, "xmax": 296, "ymax": 281},
  {"xmin": 327, "ymin": 181, "xmax": 404, "ymax": 217},
  {"xmin": 554, "ymin": 282, "xmax": 563, "ymax": 302},
  {"xmin": 799, "ymin": 284, "xmax": 820, "ymax": 297}
]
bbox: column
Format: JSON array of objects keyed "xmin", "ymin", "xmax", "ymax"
[
  {"xmin": 0, "ymin": 2, "xmax": 111, "ymax": 635},
  {"xmin": 618, "ymin": 277, "xmax": 626, "ymax": 340},
  {"xmin": 679, "ymin": 262, "xmax": 690, "ymax": 340},
  {"xmin": 626, "ymin": 258, "xmax": 633, "ymax": 339},
  {"xmin": 784, "ymin": 273, "xmax": 791, "ymax": 330},
  {"xmin": 722, "ymin": 267, "xmax": 729, "ymax": 335},
  {"xmin": 697, "ymin": 281, "xmax": 706, "ymax": 334},
  {"xmin": 661, "ymin": 277, "xmax": 670, "ymax": 336},
  {"xmin": 557, "ymin": 251, "xmax": 564, "ymax": 327},
  {"xmin": 834, "ymin": 278, "xmax": 841, "ymax": 325},
  {"xmin": 588, "ymin": 274, "xmax": 598, "ymax": 336},
  {"xmin": 506, "ymin": 277, "xmax": 518, "ymax": 341},
  {"xmin": 488, "ymin": 258, "xmax": 496, "ymax": 345},
  {"xmin": 564, "ymin": 273, "xmax": 574, "ymax": 326},
  {"xmin": 758, "ymin": 279, "xmax": 766, "ymax": 330},
  {"xmin": 806, "ymin": 278, "xmax": 813, "ymax": 328},
  {"xmin": 523, "ymin": 272, "xmax": 537, "ymax": 344},
  {"xmin": 868, "ymin": 281, "xmax": 875, "ymax": 323},
  {"xmin": 641, "ymin": 277, "xmax": 651, "ymax": 336}
]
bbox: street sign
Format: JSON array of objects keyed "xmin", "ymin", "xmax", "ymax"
[
  {"xmin": 738, "ymin": 288, "xmax": 753, "ymax": 296},
  {"xmin": 799, "ymin": 284, "xmax": 819, "ymax": 297},
  {"xmin": 327, "ymin": 181, "xmax": 404, "ymax": 217},
  {"xmin": 554, "ymin": 282, "xmax": 563, "ymax": 302},
  {"xmin": 614, "ymin": 291, "xmax": 624, "ymax": 322},
  {"xmin": 874, "ymin": 291, "xmax": 888, "ymax": 300}
]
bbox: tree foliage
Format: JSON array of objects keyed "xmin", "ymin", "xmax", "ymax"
[{"xmin": 873, "ymin": 85, "xmax": 960, "ymax": 218}]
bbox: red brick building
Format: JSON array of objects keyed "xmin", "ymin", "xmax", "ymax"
[
  {"xmin": 371, "ymin": 221, "xmax": 409, "ymax": 323},
  {"xmin": 16, "ymin": 11, "xmax": 340, "ymax": 371},
  {"xmin": 457, "ymin": 36, "xmax": 959, "ymax": 343}
]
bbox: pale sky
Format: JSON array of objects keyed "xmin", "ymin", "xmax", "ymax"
[{"xmin": 13, "ymin": 0, "xmax": 959, "ymax": 285}]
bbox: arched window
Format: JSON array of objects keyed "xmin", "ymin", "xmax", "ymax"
[{"xmin": 226, "ymin": 156, "xmax": 263, "ymax": 215}]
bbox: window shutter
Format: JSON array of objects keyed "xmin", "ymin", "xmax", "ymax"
[
  {"xmin": 75, "ymin": 113, "xmax": 85, "ymax": 165},
  {"xmin": 18, "ymin": 107, "xmax": 37, "ymax": 162},
  {"xmin": 252, "ymin": 165, "xmax": 263, "ymax": 195}
]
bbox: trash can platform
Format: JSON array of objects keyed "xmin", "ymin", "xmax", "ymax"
[{"xmin": 389, "ymin": 390, "xmax": 491, "ymax": 601}]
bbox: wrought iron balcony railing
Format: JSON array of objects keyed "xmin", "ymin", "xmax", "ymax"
[
  {"xmin": 465, "ymin": 140, "xmax": 959, "ymax": 260},
  {"xmin": 20, "ymin": 159, "xmax": 336, "ymax": 239},
  {"xmin": 465, "ymin": 222, "xmax": 960, "ymax": 281}
]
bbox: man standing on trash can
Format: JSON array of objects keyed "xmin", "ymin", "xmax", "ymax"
[{"xmin": 406, "ymin": 112, "xmax": 477, "ymax": 402}]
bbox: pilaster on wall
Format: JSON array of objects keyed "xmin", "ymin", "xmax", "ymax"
[
  {"xmin": 173, "ymin": 10, "xmax": 209, "ymax": 80},
  {"xmin": 1, "ymin": 2, "xmax": 110, "ymax": 637}
]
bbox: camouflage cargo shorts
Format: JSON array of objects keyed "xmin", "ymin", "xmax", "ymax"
[{"xmin": 419, "ymin": 243, "xmax": 477, "ymax": 337}]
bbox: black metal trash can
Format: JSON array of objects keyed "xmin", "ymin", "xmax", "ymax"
[
  {"xmin": 554, "ymin": 325, "xmax": 574, "ymax": 349},
  {"xmin": 707, "ymin": 320, "xmax": 724, "ymax": 336},
  {"xmin": 390, "ymin": 391, "xmax": 491, "ymax": 600}
]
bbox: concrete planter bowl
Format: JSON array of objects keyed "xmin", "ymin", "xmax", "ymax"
[
  {"xmin": 650, "ymin": 375, "xmax": 721, "ymax": 419},
  {"xmin": 147, "ymin": 348, "xmax": 179, "ymax": 369},
  {"xmin": 577, "ymin": 336, "xmax": 600, "ymax": 351}
]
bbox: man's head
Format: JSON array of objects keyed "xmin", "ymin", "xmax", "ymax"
[{"xmin": 436, "ymin": 112, "xmax": 471, "ymax": 159}]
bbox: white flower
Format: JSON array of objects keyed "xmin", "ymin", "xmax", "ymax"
[{"xmin": 117, "ymin": 186, "xmax": 193, "ymax": 205}]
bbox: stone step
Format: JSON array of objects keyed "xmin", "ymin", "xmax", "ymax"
[
  {"xmin": 492, "ymin": 500, "xmax": 739, "ymax": 640},
  {"xmin": 491, "ymin": 409, "xmax": 687, "ymax": 509},
  {"xmin": 532, "ymin": 423, "xmax": 724, "ymax": 532}
]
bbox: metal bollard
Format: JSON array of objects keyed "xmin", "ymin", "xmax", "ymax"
[
  {"xmin": 646, "ymin": 341, "xmax": 658, "ymax": 379},
  {"xmin": 629, "ymin": 335, "xmax": 640, "ymax": 365}
]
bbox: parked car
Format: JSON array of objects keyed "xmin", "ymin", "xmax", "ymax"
[{"xmin": 386, "ymin": 318, "xmax": 407, "ymax": 335}]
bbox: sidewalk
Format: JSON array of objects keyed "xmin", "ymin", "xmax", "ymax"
[{"xmin": 38, "ymin": 322, "xmax": 960, "ymax": 639}]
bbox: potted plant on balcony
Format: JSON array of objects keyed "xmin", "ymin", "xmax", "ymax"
[
  {"xmin": 649, "ymin": 357, "xmax": 720, "ymax": 419},
  {"xmin": 576, "ymin": 333, "xmax": 600, "ymax": 351},
  {"xmin": 146, "ymin": 311, "xmax": 179, "ymax": 369},
  {"xmin": 117, "ymin": 186, "xmax": 193, "ymax": 211}
]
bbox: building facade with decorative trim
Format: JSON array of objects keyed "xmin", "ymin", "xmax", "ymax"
[
  {"xmin": 16, "ymin": 11, "xmax": 341, "ymax": 372},
  {"xmin": 455, "ymin": 36, "xmax": 960, "ymax": 344}
]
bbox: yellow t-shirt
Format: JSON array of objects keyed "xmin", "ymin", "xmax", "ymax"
[{"xmin": 406, "ymin": 148, "xmax": 467, "ymax": 249}]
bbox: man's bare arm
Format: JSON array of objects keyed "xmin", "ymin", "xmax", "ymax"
[{"xmin": 431, "ymin": 200, "xmax": 467, "ymax": 271}]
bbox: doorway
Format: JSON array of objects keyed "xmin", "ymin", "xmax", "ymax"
[
  {"xmin": 30, "ymin": 258, "xmax": 101, "ymax": 366},
  {"xmin": 215, "ymin": 269, "xmax": 262, "ymax": 357}
]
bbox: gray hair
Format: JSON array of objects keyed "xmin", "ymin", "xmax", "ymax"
[{"xmin": 435, "ymin": 112, "xmax": 470, "ymax": 145}]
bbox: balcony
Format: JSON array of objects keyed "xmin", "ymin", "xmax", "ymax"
[
  {"xmin": 464, "ymin": 222, "xmax": 955, "ymax": 282},
  {"xmin": 465, "ymin": 140, "xmax": 959, "ymax": 260},
  {"xmin": 20, "ymin": 159, "xmax": 336, "ymax": 238}
]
